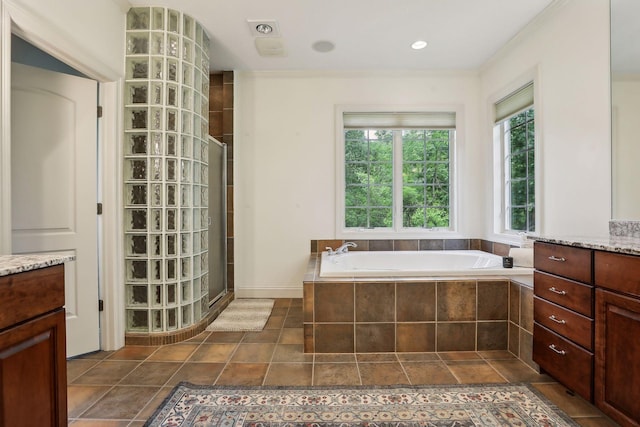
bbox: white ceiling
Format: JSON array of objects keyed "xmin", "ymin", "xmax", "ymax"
[{"xmin": 127, "ymin": 0, "xmax": 558, "ymax": 71}]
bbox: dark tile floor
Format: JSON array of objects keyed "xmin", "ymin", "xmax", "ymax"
[{"xmin": 67, "ymin": 299, "xmax": 619, "ymax": 426}]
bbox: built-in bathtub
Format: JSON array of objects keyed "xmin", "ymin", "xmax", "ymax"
[
  {"xmin": 303, "ymin": 246, "xmax": 535, "ymax": 369},
  {"xmin": 319, "ymin": 250, "xmax": 532, "ymax": 278}
]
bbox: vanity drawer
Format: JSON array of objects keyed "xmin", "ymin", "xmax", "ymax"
[
  {"xmin": 595, "ymin": 251, "xmax": 640, "ymax": 298},
  {"xmin": 0, "ymin": 265, "xmax": 65, "ymax": 331},
  {"xmin": 534, "ymin": 296, "xmax": 593, "ymax": 350},
  {"xmin": 534, "ymin": 242, "xmax": 592, "ymax": 283},
  {"xmin": 534, "ymin": 271, "xmax": 594, "ymax": 317},
  {"xmin": 533, "ymin": 323, "xmax": 593, "ymax": 401}
]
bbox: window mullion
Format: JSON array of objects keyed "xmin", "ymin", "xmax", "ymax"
[
  {"xmin": 393, "ymin": 130, "xmax": 403, "ymax": 232},
  {"xmin": 448, "ymin": 130, "xmax": 455, "ymax": 230}
]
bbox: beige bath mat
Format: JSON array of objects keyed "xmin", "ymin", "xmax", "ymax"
[{"xmin": 206, "ymin": 299, "xmax": 274, "ymax": 332}]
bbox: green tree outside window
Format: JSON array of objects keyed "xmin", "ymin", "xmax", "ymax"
[
  {"xmin": 505, "ymin": 108, "xmax": 535, "ymax": 232},
  {"xmin": 344, "ymin": 128, "xmax": 452, "ymax": 229}
]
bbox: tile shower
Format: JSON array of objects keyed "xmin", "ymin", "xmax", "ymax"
[{"xmin": 124, "ymin": 7, "xmax": 211, "ymax": 334}]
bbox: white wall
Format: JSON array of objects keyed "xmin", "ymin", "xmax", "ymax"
[
  {"xmin": 4, "ymin": 0, "xmax": 126, "ymax": 80},
  {"xmin": 612, "ymin": 78, "xmax": 640, "ymax": 219},
  {"xmin": 235, "ymin": 0, "xmax": 612, "ymax": 297},
  {"xmin": 480, "ymin": 0, "xmax": 611, "ymax": 240},
  {"xmin": 1, "ymin": 0, "xmax": 126, "ymax": 252},
  {"xmin": 0, "ymin": 0, "xmax": 127, "ymax": 347},
  {"xmin": 235, "ymin": 71, "xmax": 484, "ymax": 296}
]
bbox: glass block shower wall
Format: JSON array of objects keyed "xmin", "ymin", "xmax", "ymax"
[{"xmin": 124, "ymin": 7, "xmax": 210, "ymax": 333}]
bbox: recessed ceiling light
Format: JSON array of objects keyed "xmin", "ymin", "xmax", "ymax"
[
  {"xmin": 255, "ymin": 24, "xmax": 273, "ymax": 35},
  {"xmin": 411, "ymin": 40, "xmax": 428, "ymax": 50},
  {"xmin": 312, "ymin": 40, "xmax": 335, "ymax": 53},
  {"xmin": 246, "ymin": 20, "xmax": 280, "ymax": 37}
]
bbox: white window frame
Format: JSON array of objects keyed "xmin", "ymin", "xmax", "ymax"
[
  {"xmin": 335, "ymin": 105, "xmax": 461, "ymax": 239},
  {"xmin": 491, "ymin": 73, "xmax": 542, "ymax": 241}
]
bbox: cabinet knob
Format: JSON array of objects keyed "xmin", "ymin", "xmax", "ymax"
[
  {"xmin": 548, "ymin": 287, "xmax": 567, "ymax": 296},
  {"xmin": 549, "ymin": 344, "xmax": 567, "ymax": 355},
  {"xmin": 549, "ymin": 315, "xmax": 566, "ymax": 324}
]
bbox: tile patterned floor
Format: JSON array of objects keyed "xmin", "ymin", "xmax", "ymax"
[{"xmin": 67, "ymin": 299, "xmax": 619, "ymax": 426}]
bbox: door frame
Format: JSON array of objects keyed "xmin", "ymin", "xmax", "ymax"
[{"xmin": 0, "ymin": 0, "xmax": 127, "ymax": 351}]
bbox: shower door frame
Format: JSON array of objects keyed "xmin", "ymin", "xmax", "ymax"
[{"xmin": 208, "ymin": 136, "xmax": 227, "ymax": 305}]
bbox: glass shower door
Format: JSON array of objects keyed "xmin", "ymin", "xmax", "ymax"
[{"xmin": 208, "ymin": 136, "xmax": 227, "ymax": 304}]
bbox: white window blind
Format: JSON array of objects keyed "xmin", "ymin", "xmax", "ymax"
[
  {"xmin": 494, "ymin": 83, "xmax": 534, "ymax": 123},
  {"xmin": 343, "ymin": 112, "xmax": 456, "ymax": 129}
]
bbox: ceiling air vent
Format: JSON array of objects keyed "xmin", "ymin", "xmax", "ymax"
[{"xmin": 254, "ymin": 38, "xmax": 287, "ymax": 57}]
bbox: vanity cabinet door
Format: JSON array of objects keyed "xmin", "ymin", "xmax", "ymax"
[
  {"xmin": 595, "ymin": 288, "xmax": 640, "ymax": 427},
  {"xmin": 0, "ymin": 309, "xmax": 67, "ymax": 427}
]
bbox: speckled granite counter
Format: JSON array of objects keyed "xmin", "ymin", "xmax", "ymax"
[
  {"xmin": 0, "ymin": 254, "xmax": 75, "ymax": 277},
  {"xmin": 532, "ymin": 235, "xmax": 640, "ymax": 256}
]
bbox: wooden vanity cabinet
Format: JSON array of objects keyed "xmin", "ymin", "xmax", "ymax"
[
  {"xmin": 594, "ymin": 251, "xmax": 640, "ymax": 427},
  {"xmin": 533, "ymin": 242, "xmax": 594, "ymax": 401},
  {"xmin": 0, "ymin": 264, "xmax": 67, "ymax": 427},
  {"xmin": 533, "ymin": 242, "xmax": 640, "ymax": 425}
]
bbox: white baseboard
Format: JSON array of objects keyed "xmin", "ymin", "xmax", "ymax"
[{"xmin": 234, "ymin": 287, "xmax": 303, "ymax": 299}]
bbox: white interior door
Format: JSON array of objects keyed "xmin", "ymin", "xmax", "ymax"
[{"xmin": 10, "ymin": 62, "xmax": 100, "ymax": 357}]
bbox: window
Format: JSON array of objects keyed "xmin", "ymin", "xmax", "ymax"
[
  {"xmin": 401, "ymin": 129, "xmax": 451, "ymax": 228},
  {"xmin": 344, "ymin": 129, "xmax": 394, "ymax": 228},
  {"xmin": 341, "ymin": 111, "xmax": 456, "ymax": 233},
  {"xmin": 494, "ymin": 83, "xmax": 535, "ymax": 232}
]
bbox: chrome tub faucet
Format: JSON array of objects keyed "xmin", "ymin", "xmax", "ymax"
[{"xmin": 326, "ymin": 241, "xmax": 357, "ymax": 256}]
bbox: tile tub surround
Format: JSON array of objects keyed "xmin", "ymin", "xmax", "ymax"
[
  {"xmin": 0, "ymin": 254, "xmax": 75, "ymax": 277},
  {"xmin": 509, "ymin": 278, "xmax": 537, "ymax": 371},
  {"xmin": 313, "ymin": 238, "xmax": 516, "ymax": 257},
  {"xmin": 303, "ymin": 253, "xmax": 527, "ymax": 356}
]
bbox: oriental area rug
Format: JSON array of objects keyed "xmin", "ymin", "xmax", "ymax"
[{"xmin": 144, "ymin": 383, "xmax": 579, "ymax": 427}]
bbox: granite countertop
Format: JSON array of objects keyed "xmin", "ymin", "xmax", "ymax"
[
  {"xmin": 0, "ymin": 254, "xmax": 75, "ymax": 277},
  {"xmin": 532, "ymin": 235, "xmax": 640, "ymax": 256}
]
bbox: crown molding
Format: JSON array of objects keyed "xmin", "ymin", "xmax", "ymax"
[{"xmin": 238, "ymin": 68, "xmax": 480, "ymax": 80}]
